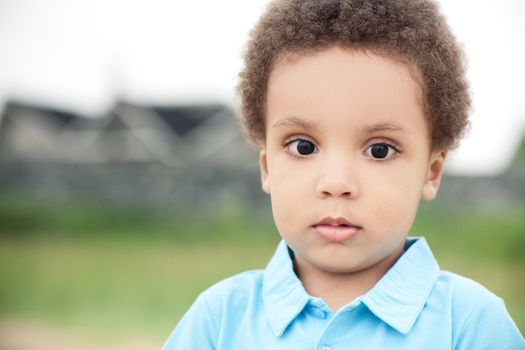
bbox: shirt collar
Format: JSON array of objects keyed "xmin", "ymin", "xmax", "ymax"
[
  {"xmin": 262, "ymin": 237, "xmax": 440, "ymax": 337},
  {"xmin": 262, "ymin": 240, "xmax": 311, "ymax": 337},
  {"xmin": 361, "ymin": 237, "xmax": 440, "ymax": 334}
]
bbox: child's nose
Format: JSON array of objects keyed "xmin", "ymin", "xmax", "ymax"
[{"xmin": 315, "ymin": 162, "xmax": 359, "ymax": 199}]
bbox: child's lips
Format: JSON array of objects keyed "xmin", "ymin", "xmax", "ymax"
[{"xmin": 312, "ymin": 217, "xmax": 362, "ymax": 242}]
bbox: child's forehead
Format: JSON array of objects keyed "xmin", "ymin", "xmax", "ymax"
[
  {"xmin": 268, "ymin": 48, "xmax": 424, "ymax": 114},
  {"xmin": 269, "ymin": 46, "xmax": 425, "ymax": 102}
]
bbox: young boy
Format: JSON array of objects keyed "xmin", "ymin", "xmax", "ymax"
[{"xmin": 162, "ymin": 0, "xmax": 524, "ymax": 348}]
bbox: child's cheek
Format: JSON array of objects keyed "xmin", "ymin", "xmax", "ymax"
[{"xmin": 373, "ymin": 188, "xmax": 419, "ymax": 231}]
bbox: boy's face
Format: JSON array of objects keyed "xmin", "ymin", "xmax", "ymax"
[{"xmin": 259, "ymin": 47, "xmax": 446, "ymax": 275}]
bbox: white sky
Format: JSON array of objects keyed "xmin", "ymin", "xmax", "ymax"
[{"xmin": 0, "ymin": 0, "xmax": 523, "ymax": 175}]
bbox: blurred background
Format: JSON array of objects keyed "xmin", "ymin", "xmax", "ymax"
[{"xmin": 0, "ymin": 0, "xmax": 524, "ymax": 349}]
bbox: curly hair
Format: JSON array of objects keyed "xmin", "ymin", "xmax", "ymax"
[{"xmin": 237, "ymin": 0, "xmax": 470, "ymax": 151}]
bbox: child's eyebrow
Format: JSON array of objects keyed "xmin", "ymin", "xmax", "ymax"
[
  {"xmin": 363, "ymin": 121, "xmax": 409, "ymax": 134},
  {"xmin": 271, "ymin": 117, "xmax": 409, "ymax": 135},
  {"xmin": 271, "ymin": 116, "xmax": 319, "ymax": 131}
]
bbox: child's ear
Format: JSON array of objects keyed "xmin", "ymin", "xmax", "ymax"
[
  {"xmin": 259, "ymin": 147, "xmax": 271, "ymax": 194},
  {"xmin": 421, "ymin": 149, "xmax": 447, "ymax": 201}
]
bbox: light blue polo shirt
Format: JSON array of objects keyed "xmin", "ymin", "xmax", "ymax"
[{"xmin": 162, "ymin": 237, "xmax": 524, "ymax": 349}]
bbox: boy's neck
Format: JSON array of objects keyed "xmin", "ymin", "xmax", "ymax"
[{"xmin": 293, "ymin": 243, "xmax": 404, "ymax": 313}]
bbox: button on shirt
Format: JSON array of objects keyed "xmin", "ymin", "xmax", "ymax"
[{"xmin": 162, "ymin": 237, "xmax": 525, "ymax": 349}]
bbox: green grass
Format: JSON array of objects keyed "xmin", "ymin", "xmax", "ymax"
[
  {"xmin": 0, "ymin": 237, "xmax": 279, "ymax": 340},
  {"xmin": 0, "ymin": 196, "xmax": 523, "ymax": 342}
]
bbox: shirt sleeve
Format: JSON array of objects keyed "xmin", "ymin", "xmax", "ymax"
[
  {"xmin": 161, "ymin": 292, "xmax": 219, "ymax": 350},
  {"xmin": 455, "ymin": 295, "xmax": 525, "ymax": 350}
]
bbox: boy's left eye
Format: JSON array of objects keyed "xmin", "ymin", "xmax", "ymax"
[
  {"xmin": 364, "ymin": 143, "xmax": 399, "ymax": 160},
  {"xmin": 284, "ymin": 138, "xmax": 318, "ymax": 157}
]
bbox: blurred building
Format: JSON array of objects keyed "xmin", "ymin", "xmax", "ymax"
[
  {"xmin": 436, "ymin": 139, "xmax": 525, "ymax": 210},
  {"xmin": 0, "ymin": 101, "xmax": 263, "ymax": 210},
  {"xmin": 0, "ymin": 100, "xmax": 523, "ymax": 211}
]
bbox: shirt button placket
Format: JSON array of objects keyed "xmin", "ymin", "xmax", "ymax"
[
  {"xmin": 314, "ymin": 308, "xmax": 327, "ymax": 319},
  {"xmin": 321, "ymin": 346, "xmax": 332, "ymax": 350}
]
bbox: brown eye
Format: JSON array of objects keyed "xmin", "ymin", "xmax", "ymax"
[
  {"xmin": 365, "ymin": 143, "xmax": 398, "ymax": 160},
  {"xmin": 371, "ymin": 144, "xmax": 389, "ymax": 158},
  {"xmin": 285, "ymin": 138, "xmax": 318, "ymax": 157},
  {"xmin": 296, "ymin": 140, "xmax": 315, "ymax": 155}
]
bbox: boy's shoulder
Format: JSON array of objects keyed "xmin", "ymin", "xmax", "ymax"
[
  {"xmin": 436, "ymin": 269, "xmax": 516, "ymax": 326},
  {"xmin": 199, "ymin": 269, "xmax": 265, "ymax": 306},
  {"xmin": 435, "ymin": 269, "xmax": 504, "ymax": 312},
  {"xmin": 434, "ymin": 270, "xmax": 524, "ymax": 347}
]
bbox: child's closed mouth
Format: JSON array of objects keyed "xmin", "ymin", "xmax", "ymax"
[{"xmin": 312, "ymin": 217, "xmax": 362, "ymax": 242}]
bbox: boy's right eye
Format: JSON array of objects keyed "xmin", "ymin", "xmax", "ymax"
[{"xmin": 285, "ymin": 138, "xmax": 318, "ymax": 157}]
